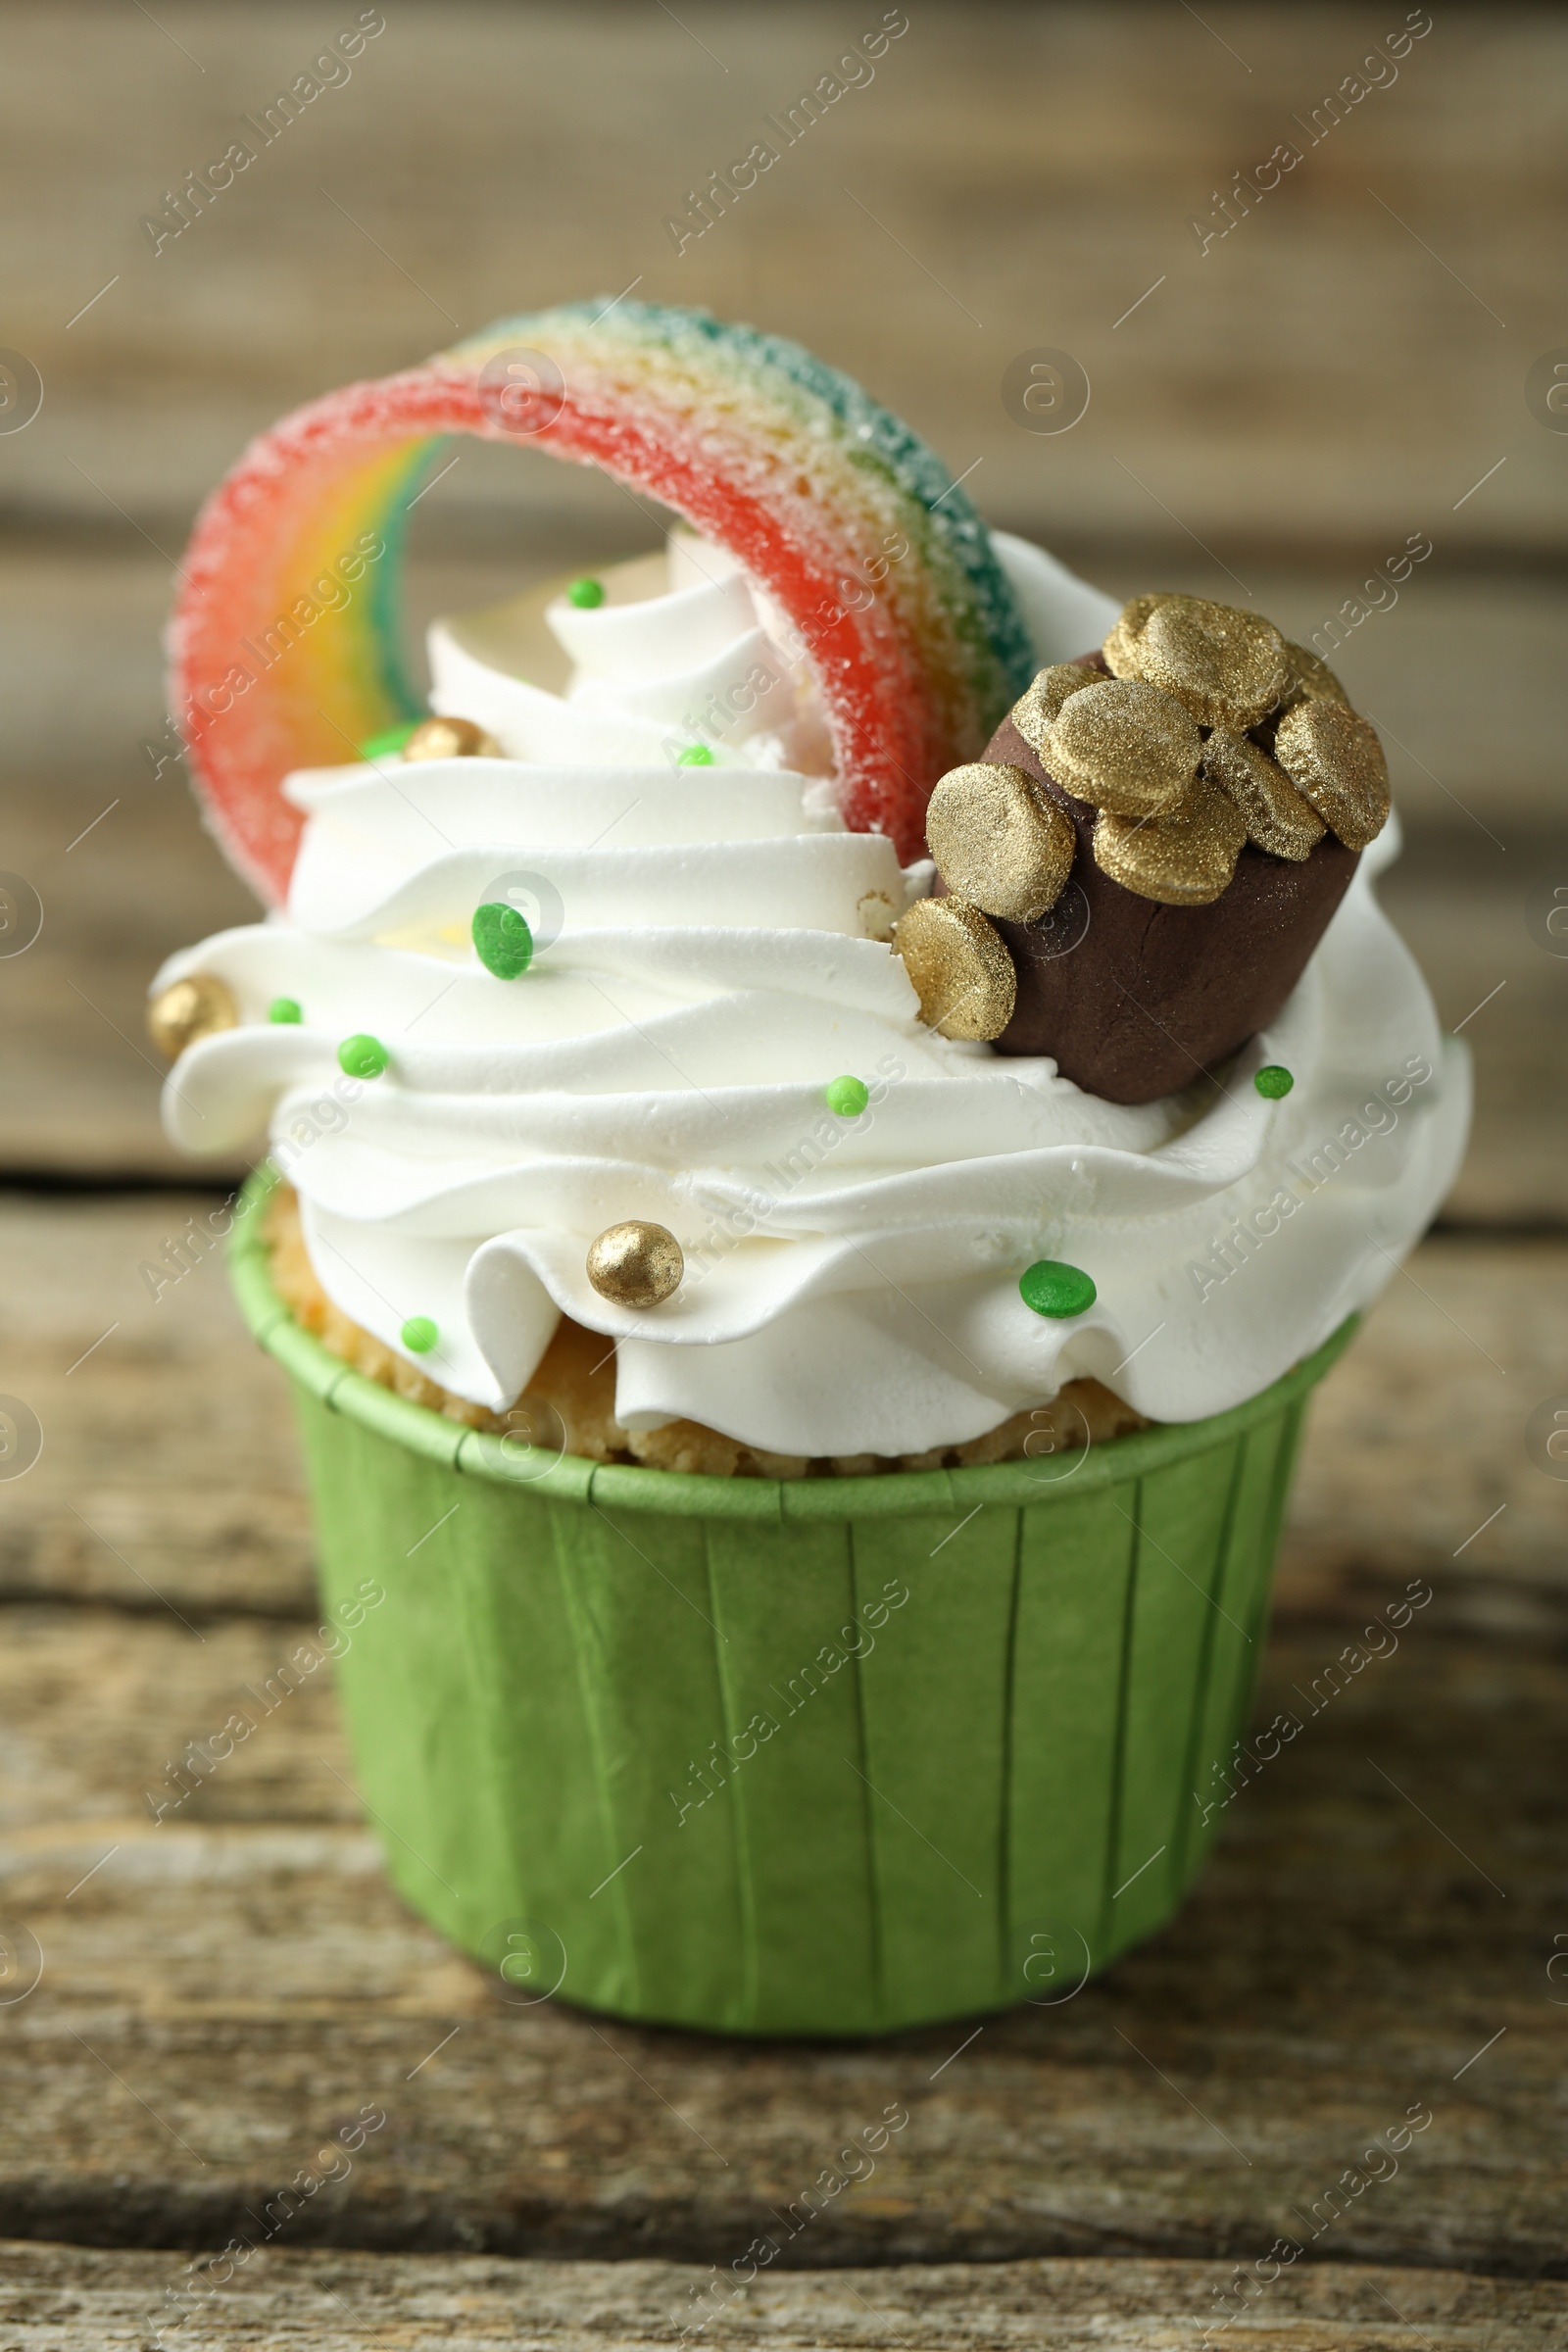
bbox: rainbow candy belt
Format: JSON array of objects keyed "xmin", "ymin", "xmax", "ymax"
[{"xmin": 170, "ymin": 300, "xmax": 1034, "ymax": 899}]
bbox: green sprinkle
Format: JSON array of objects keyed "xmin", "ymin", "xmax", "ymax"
[
  {"xmin": 338, "ymin": 1033, "xmax": 389, "ymax": 1079},
  {"xmin": 1254, "ymin": 1064, "xmax": 1295, "ymax": 1100},
  {"xmin": 357, "ymin": 721, "xmax": 419, "ymax": 760},
  {"xmin": 1019, "ymin": 1259, "xmax": 1098, "ymax": 1320},
  {"xmin": 268, "ymin": 997, "xmax": 303, "ymax": 1025},
  {"xmin": 824, "ymin": 1075, "xmax": 869, "ymax": 1117},
  {"xmin": 472, "ymin": 901, "xmax": 534, "ymax": 979},
  {"xmin": 566, "ymin": 576, "xmax": 605, "ymax": 609},
  {"xmin": 676, "ymin": 743, "xmax": 714, "ymax": 765},
  {"xmin": 401, "ymin": 1315, "xmax": 438, "ymax": 1354}
]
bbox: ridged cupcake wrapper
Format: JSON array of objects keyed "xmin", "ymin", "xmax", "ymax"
[{"xmin": 230, "ymin": 1171, "xmax": 1352, "ymax": 2037}]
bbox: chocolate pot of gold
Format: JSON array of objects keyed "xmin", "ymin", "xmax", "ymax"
[{"xmin": 898, "ymin": 593, "xmax": 1390, "ymax": 1104}]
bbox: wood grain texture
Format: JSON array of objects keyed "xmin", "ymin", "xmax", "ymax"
[
  {"xmin": 1, "ymin": 2244, "xmax": 1564, "ymax": 2351},
  {"xmin": 2, "ymin": 6, "xmax": 1561, "ymax": 2307},
  {"xmin": 0, "ymin": 1590, "xmax": 1562, "ymax": 2267},
  {"xmin": 3, "ymin": 6, "xmax": 1559, "ymax": 1203},
  {"xmin": 0, "ymin": 1197, "xmax": 1563, "ymax": 2266},
  {"xmin": 0, "ymin": 1194, "xmax": 315, "ymax": 1617},
  {"xmin": 4, "ymin": 6, "xmax": 1560, "ymax": 552}
]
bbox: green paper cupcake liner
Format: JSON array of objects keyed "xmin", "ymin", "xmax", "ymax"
[{"xmin": 230, "ymin": 1171, "xmax": 1354, "ymax": 2037}]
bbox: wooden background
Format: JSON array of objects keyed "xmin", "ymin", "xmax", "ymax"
[{"xmin": 1, "ymin": 7, "xmax": 1565, "ymax": 2345}]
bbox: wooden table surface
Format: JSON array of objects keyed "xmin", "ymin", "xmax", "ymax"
[
  {"xmin": 2, "ymin": 1208, "xmax": 1566, "ymax": 2339},
  {"xmin": 2, "ymin": 5, "xmax": 1565, "ymax": 2343}
]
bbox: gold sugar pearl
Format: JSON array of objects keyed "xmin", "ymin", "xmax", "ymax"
[
  {"xmin": 1008, "ymin": 663, "xmax": 1102, "ymax": 762},
  {"xmin": 924, "ymin": 760, "xmax": 1075, "ymax": 924},
  {"xmin": 1136, "ymin": 596, "xmax": 1292, "ymax": 731},
  {"xmin": 146, "ymin": 972, "xmax": 238, "ymax": 1060},
  {"xmin": 403, "ymin": 714, "xmax": 502, "ymax": 761},
  {"xmin": 1281, "ymin": 639, "xmax": 1349, "ymax": 709},
  {"xmin": 1049, "ymin": 677, "xmax": 1201, "ymax": 818},
  {"xmin": 1273, "ymin": 701, "xmax": 1390, "ymax": 851},
  {"xmin": 894, "ymin": 896, "xmax": 1016, "ymax": 1041},
  {"xmin": 1102, "ymin": 593, "xmax": 1177, "ymax": 679},
  {"xmin": 586, "ymin": 1220, "xmax": 685, "ymax": 1309},
  {"xmin": 1093, "ymin": 774, "xmax": 1247, "ymax": 906},
  {"xmin": 1202, "ymin": 727, "xmax": 1325, "ymax": 862}
]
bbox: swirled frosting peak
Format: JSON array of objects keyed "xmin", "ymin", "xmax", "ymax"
[{"xmin": 155, "ymin": 530, "xmax": 1469, "ymax": 1455}]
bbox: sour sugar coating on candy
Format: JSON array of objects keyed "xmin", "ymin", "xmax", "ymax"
[{"xmin": 170, "ymin": 299, "xmax": 1039, "ymax": 900}]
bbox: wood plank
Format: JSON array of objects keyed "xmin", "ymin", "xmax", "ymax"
[
  {"xmin": 1285, "ymin": 1230, "xmax": 1568, "ymax": 1601},
  {"xmin": 0, "ymin": 1192, "xmax": 316, "ymax": 1616},
  {"xmin": 0, "ymin": 1594, "xmax": 1561, "ymax": 2266},
  {"xmin": 6, "ymin": 8, "xmax": 1563, "ymax": 554},
  {"xmin": 0, "ymin": 1293, "xmax": 1564, "ymax": 2265},
  {"xmin": 6, "ymin": 14, "xmax": 1561, "ymax": 1204},
  {"xmin": 0, "ymin": 779, "xmax": 256, "ymax": 1186},
  {"xmin": 0, "ymin": 2243, "xmax": 1564, "ymax": 2351},
  {"xmin": 3, "ymin": 4, "xmax": 1559, "ymax": 2323}
]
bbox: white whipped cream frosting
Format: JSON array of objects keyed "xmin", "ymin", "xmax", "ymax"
[{"xmin": 158, "ymin": 530, "xmax": 1470, "ymax": 1454}]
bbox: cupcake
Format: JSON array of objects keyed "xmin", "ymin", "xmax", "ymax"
[{"xmin": 152, "ymin": 304, "xmax": 1468, "ymax": 2034}]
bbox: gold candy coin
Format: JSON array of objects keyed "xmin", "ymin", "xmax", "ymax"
[
  {"xmin": 1201, "ymin": 727, "xmax": 1325, "ymax": 861},
  {"xmin": 894, "ymin": 896, "xmax": 1016, "ymax": 1041},
  {"xmin": 1102, "ymin": 592, "xmax": 1176, "ymax": 679},
  {"xmin": 1136, "ymin": 595, "xmax": 1292, "ymax": 730},
  {"xmin": 402, "ymin": 714, "xmax": 502, "ymax": 761},
  {"xmin": 1093, "ymin": 774, "xmax": 1247, "ymax": 906},
  {"xmin": 1049, "ymin": 677, "xmax": 1201, "ymax": 818},
  {"xmin": 1273, "ymin": 701, "xmax": 1390, "ymax": 851},
  {"xmin": 586, "ymin": 1220, "xmax": 685, "ymax": 1309},
  {"xmin": 1280, "ymin": 640, "xmax": 1349, "ymax": 708},
  {"xmin": 146, "ymin": 972, "xmax": 238, "ymax": 1059},
  {"xmin": 1008, "ymin": 663, "xmax": 1102, "ymax": 762},
  {"xmin": 924, "ymin": 761, "xmax": 1076, "ymax": 923}
]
